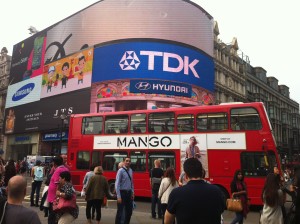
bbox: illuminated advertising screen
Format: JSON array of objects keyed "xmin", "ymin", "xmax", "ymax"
[
  {"xmin": 45, "ymin": 0, "xmax": 213, "ymax": 63},
  {"xmin": 5, "ymin": 76, "xmax": 42, "ymax": 109},
  {"xmin": 4, "ymin": 88, "xmax": 91, "ymax": 134},
  {"xmin": 130, "ymin": 80, "xmax": 192, "ymax": 97},
  {"xmin": 41, "ymin": 48, "xmax": 93, "ymax": 98},
  {"xmin": 92, "ymin": 40, "xmax": 214, "ymax": 91},
  {"xmin": 10, "ymin": 31, "xmax": 47, "ymax": 85}
]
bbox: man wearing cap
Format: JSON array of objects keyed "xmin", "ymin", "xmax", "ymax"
[{"xmin": 30, "ymin": 160, "xmax": 44, "ymax": 207}]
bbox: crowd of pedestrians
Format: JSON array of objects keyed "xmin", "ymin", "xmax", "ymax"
[{"xmin": 0, "ymin": 152, "xmax": 299, "ymax": 224}]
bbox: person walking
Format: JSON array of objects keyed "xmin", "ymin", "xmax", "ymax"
[
  {"xmin": 3, "ymin": 159, "xmax": 16, "ymax": 187},
  {"xmin": 158, "ymin": 167, "xmax": 178, "ymax": 224},
  {"xmin": 2, "ymin": 175, "xmax": 41, "ymax": 224},
  {"xmin": 85, "ymin": 166, "xmax": 109, "ymax": 224},
  {"xmin": 292, "ymin": 166, "xmax": 300, "ymax": 224},
  {"xmin": 82, "ymin": 164, "xmax": 96, "ymax": 219},
  {"xmin": 260, "ymin": 173, "xmax": 285, "ymax": 224},
  {"xmin": 150, "ymin": 159, "xmax": 164, "ymax": 219},
  {"xmin": 115, "ymin": 157, "xmax": 134, "ymax": 224},
  {"xmin": 47, "ymin": 156, "xmax": 69, "ymax": 224},
  {"xmin": 30, "ymin": 160, "xmax": 44, "ymax": 207},
  {"xmin": 55, "ymin": 171, "xmax": 78, "ymax": 224},
  {"xmin": 164, "ymin": 158, "xmax": 225, "ymax": 224},
  {"xmin": 230, "ymin": 170, "xmax": 249, "ymax": 224}
]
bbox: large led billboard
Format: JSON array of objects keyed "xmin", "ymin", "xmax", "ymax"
[
  {"xmin": 92, "ymin": 40, "xmax": 214, "ymax": 92},
  {"xmin": 41, "ymin": 48, "xmax": 93, "ymax": 98},
  {"xmin": 5, "ymin": 76, "xmax": 42, "ymax": 109},
  {"xmin": 10, "ymin": 31, "xmax": 47, "ymax": 85},
  {"xmin": 4, "ymin": 89, "xmax": 91, "ymax": 134},
  {"xmin": 45, "ymin": 0, "xmax": 213, "ymax": 63}
]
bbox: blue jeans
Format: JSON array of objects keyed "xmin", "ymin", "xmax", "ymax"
[
  {"xmin": 30, "ymin": 180, "xmax": 42, "ymax": 205},
  {"xmin": 230, "ymin": 211, "xmax": 243, "ymax": 224},
  {"xmin": 151, "ymin": 190, "xmax": 162, "ymax": 218},
  {"xmin": 115, "ymin": 190, "xmax": 133, "ymax": 224}
]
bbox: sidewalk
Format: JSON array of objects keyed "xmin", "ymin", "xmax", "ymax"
[{"xmin": 23, "ymin": 200, "xmax": 162, "ymax": 224}]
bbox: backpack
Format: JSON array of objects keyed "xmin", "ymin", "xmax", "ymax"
[{"xmin": 34, "ymin": 166, "xmax": 44, "ymax": 181}]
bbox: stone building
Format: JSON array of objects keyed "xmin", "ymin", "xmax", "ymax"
[
  {"xmin": 213, "ymin": 21, "xmax": 300, "ymax": 160},
  {"xmin": 0, "ymin": 47, "xmax": 11, "ymax": 152}
]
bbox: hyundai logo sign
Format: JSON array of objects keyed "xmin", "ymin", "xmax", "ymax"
[
  {"xmin": 12, "ymin": 83, "xmax": 35, "ymax": 101},
  {"xmin": 135, "ymin": 82, "xmax": 151, "ymax": 90}
]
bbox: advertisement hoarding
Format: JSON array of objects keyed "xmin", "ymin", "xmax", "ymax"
[
  {"xmin": 5, "ymin": 76, "xmax": 42, "ymax": 109},
  {"xmin": 45, "ymin": 0, "xmax": 213, "ymax": 63},
  {"xmin": 92, "ymin": 40, "xmax": 214, "ymax": 91},
  {"xmin": 4, "ymin": 88, "xmax": 91, "ymax": 134},
  {"xmin": 41, "ymin": 48, "xmax": 93, "ymax": 98},
  {"xmin": 10, "ymin": 31, "xmax": 47, "ymax": 85}
]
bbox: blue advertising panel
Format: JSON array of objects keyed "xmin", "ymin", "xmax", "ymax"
[
  {"xmin": 92, "ymin": 41, "xmax": 214, "ymax": 91},
  {"xmin": 130, "ymin": 80, "xmax": 192, "ymax": 97},
  {"xmin": 5, "ymin": 76, "xmax": 42, "ymax": 109}
]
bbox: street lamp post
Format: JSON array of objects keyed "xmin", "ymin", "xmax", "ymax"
[{"xmin": 59, "ymin": 114, "xmax": 68, "ymax": 155}]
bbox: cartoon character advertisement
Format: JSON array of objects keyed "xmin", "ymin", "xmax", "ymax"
[{"xmin": 41, "ymin": 48, "xmax": 93, "ymax": 98}]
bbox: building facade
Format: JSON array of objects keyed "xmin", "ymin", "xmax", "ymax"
[
  {"xmin": 213, "ymin": 21, "xmax": 300, "ymax": 161},
  {"xmin": 1, "ymin": 2, "xmax": 300, "ymax": 163},
  {"xmin": 0, "ymin": 47, "xmax": 11, "ymax": 153}
]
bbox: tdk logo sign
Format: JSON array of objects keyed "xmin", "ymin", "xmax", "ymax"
[
  {"xmin": 135, "ymin": 82, "xmax": 151, "ymax": 90},
  {"xmin": 12, "ymin": 83, "xmax": 35, "ymax": 101},
  {"xmin": 119, "ymin": 51, "xmax": 140, "ymax": 70},
  {"xmin": 120, "ymin": 51, "xmax": 200, "ymax": 78}
]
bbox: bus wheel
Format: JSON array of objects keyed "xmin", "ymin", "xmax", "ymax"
[{"xmin": 108, "ymin": 180, "xmax": 117, "ymax": 199}]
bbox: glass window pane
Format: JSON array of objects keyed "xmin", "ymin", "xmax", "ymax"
[
  {"xmin": 92, "ymin": 151, "xmax": 101, "ymax": 166},
  {"xmin": 148, "ymin": 112, "xmax": 174, "ymax": 133},
  {"xmin": 197, "ymin": 113, "xmax": 228, "ymax": 131},
  {"xmin": 105, "ymin": 115, "xmax": 128, "ymax": 134},
  {"xmin": 131, "ymin": 114, "xmax": 146, "ymax": 133},
  {"xmin": 241, "ymin": 152, "xmax": 274, "ymax": 176},
  {"xmin": 82, "ymin": 116, "xmax": 103, "ymax": 134},
  {"xmin": 102, "ymin": 152, "xmax": 128, "ymax": 171},
  {"xmin": 148, "ymin": 152, "xmax": 175, "ymax": 171},
  {"xmin": 130, "ymin": 151, "xmax": 146, "ymax": 172},
  {"xmin": 177, "ymin": 114, "xmax": 194, "ymax": 132},
  {"xmin": 76, "ymin": 151, "xmax": 90, "ymax": 170},
  {"xmin": 231, "ymin": 107, "xmax": 262, "ymax": 130}
]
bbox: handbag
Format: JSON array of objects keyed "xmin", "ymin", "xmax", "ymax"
[
  {"xmin": 102, "ymin": 196, "xmax": 108, "ymax": 207},
  {"xmin": 53, "ymin": 193, "xmax": 77, "ymax": 212},
  {"xmin": 226, "ymin": 197, "xmax": 243, "ymax": 212}
]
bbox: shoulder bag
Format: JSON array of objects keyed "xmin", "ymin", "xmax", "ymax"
[
  {"xmin": 53, "ymin": 193, "xmax": 77, "ymax": 213},
  {"xmin": 159, "ymin": 180, "xmax": 172, "ymax": 200}
]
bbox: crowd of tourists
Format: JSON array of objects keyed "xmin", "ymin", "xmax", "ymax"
[{"xmin": 0, "ymin": 153, "xmax": 299, "ymax": 224}]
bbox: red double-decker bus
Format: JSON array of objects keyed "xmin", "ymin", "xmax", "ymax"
[{"xmin": 67, "ymin": 102, "xmax": 280, "ymax": 205}]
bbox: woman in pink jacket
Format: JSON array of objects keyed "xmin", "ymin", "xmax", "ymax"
[{"xmin": 47, "ymin": 156, "xmax": 69, "ymax": 224}]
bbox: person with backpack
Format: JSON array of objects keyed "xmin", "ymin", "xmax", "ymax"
[{"xmin": 30, "ymin": 160, "xmax": 44, "ymax": 207}]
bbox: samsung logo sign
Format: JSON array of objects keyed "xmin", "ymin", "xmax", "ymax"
[
  {"xmin": 120, "ymin": 51, "xmax": 200, "ymax": 78},
  {"xmin": 12, "ymin": 83, "xmax": 35, "ymax": 101}
]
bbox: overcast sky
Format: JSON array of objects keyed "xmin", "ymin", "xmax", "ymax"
[{"xmin": 1, "ymin": 0, "xmax": 299, "ymax": 104}]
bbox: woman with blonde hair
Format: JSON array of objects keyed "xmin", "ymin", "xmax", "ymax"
[
  {"xmin": 158, "ymin": 167, "xmax": 178, "ymax": 224},
  {"xmin": 85, "ymin": 166, "xmax": 109, "ymax": 224}
]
